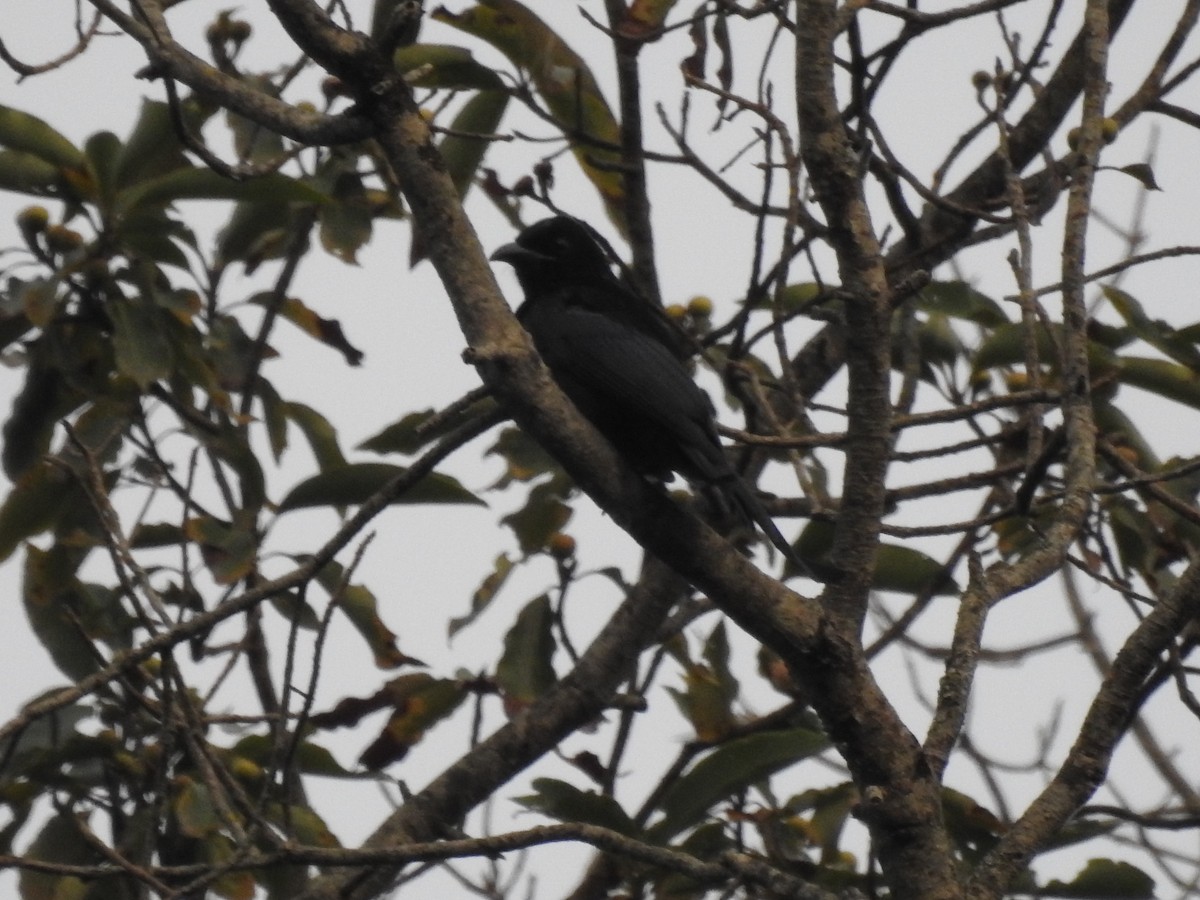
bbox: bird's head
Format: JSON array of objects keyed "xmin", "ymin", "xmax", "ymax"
[{"xmin": 491, "ymin": 215, "xmax": 615, "ymax": 292}]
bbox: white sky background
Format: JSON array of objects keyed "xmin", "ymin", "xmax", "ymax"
[{"xmin": 2, "ymin": 1, "xmax": 1200, "ymax": 897}]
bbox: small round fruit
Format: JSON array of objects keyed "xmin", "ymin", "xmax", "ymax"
[
  {"xmin": 1003, "ymin": 370, "xmax": 1030, "ymax": 392},
  {"xmin": 687, "ymin": 295, "xmax": 714, "ymax": 317},
  {"xmin": 547, "ymin": 532, "xmax": 576, "ymax": 560},
  {"xmin": 1066, "ymin": 126, "xmax": 1082, "ymax": 151},
  {"xmin": 16, "ymin": 205, "xmax": 49, "ymax": 235},
  {"xmin": 321, "ymin": 76, "xmax": 348, "ymax": 101},
  {"xmin": 665, "ymin": 303, "xmax": 687, "ymax": 320},
  {"xmin": 971, "ymin": 70, "xmax": 991, "ymax": 91},
  {"xmin": 969, "ymin": 369, "xmax": 992, "ymax": 393},
  {"xmin": 228, "ymin": 19, "xmax": 252, "ymax": 43},
  {"xmin": 44, "ymin": 224, "xmax": 83, "ymax": 254},
  {"xmin": 206, "ymin": 19, "xmax": 235, "ymax": 43},
  {"xmin": 1101, "ymin": 117, "xmax": 1120, "ymax": 144},
  {"xmin": 230, "ymin": 757, "xmax": 265, "ymax": 783}
]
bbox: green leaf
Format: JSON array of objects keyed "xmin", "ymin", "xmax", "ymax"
[
  {"xmin": 487, "ymin": 425, "xmax": 559, "ymax": 486},
  {"xmin": 23, "ymin": 545, "xmax": 102, "ymax": 680},
  {"xmin": 18, "ymin": 812, "xmax": 97, "ymax": 900},
  {"xmin": 205, "ymin": 832, "xmax": 258, "ymax": 900},
  {"xmin": 916, "ymin": 281, "xmax": 1009, "ymax": 326},
  {"xmin": 2, "ymin": 353, "xmax": 82, "ymax": 480},
  {"xmin": 0, "ymin": 149, "xmax": 63, "ymax": 197},
  {"xmin": 913, "ymin": 313, "xmax": 965, "ymax": 371},
  {"xmin": 1102, "ymin": 286, "xmax": 1200, "ymax": 369},
  {"xmin": 204, "ymin": 312, "xmax": 262, "ymax": 393},
  {"xmin": 359, "ymin": 408, "xmax": 440, "ymax": 456},
  {"xmin": 1094, "ymin": 400, "xmax": 1161, "ymax": 472},
  {"xmin": 0, "ymin": 460, "xmax": 74, "ymax": 563},
  {"xmin": 122, "ymin": 167, "xmax": 325, "ymax": 212},
  {"xmin": 392, "ymin": 44, "xmax": 505, "ymax": 90},
  {"xmin": 649, "ymin": 728, "xmax": 829, "ymax": 842},
  {"xmin": 174, "ymin": 777, "xmax": 221, "ymax": 838},
  {"xmin": 793, "ymin": 521, "xmax": 959, "ymax": 595},
  {"xmin": 83, "ymin": 130, "xmax": 122, "ymax": 211},
  {"xmin": 67, "ymin": 398, "xmax": 133, "ymax": 473},
  {"xmin": 264, "ymin": 802, "xmax": 342, "ymax": 847},
  {"xmin": 669, "ymin": 623, "xmax": 740, "ymax": 741},
  {"xmin": 1038, "ymin": 818, "xmax": 1119, "ymax": 853},
  {"xmin": 184, "ymin": 517, "xmax": 258, "ymax": 585},
  {"xmin": 110, "ymin": 293, "xmax": 175, "ymax": 388},
  {"xmin": 359, "ymin": 398, "xmax": 500, "ymax": 457},
  {"xmin": 1108, "ymin": 497, "xmax": 1155, "ymax": 580},
  {"xmin": 773, "ymin": 282, "xmax": 822, "ymax": 313},
  {"xmin": 231, "ymin": 734, "xmax": 355, "ymax": 778},
  {"xmin": 318, "ymin": 171, "xmax": 373, "ymax": 264},
  {"xmin": 0, "ymin": 104, "xmax": 84, "ymax": 169},
  {"xmin": 226, "ymin": 81, "xmax": 286, "ymax": 165},
  {"xmin": 873, "ymin": 544, "xmax": 960, "ymax": 596},
  {"xmin": 410, "ymin": 89, "xmax": 510, "ymax": 266},
  {"xmin": 284, "ymin": 402, "xmax": 346, "ymax": 471},
  {"xmin": 216, "ymin": 198, "xmax": 294, "ymax": 269},
  {"xmin": 115, "ymin": 206, "xmax": 194, "ymax": 269},
  {"xmin": 496, "ymin": 594, "xmax": 556, "ymax": 708},
  {"xmin": 501, "ymin": 477, "xmax": 572, "ymax": 553},
  {"xmin": 115, "ymin": 98, "xmax": 197, "ymax": 188},
  {"xmin": 1118, "ymin": 356, "xmax": 1200, "ymax": 410},
  {"xmin": 258, "ymin": 377, "xmax": 289, "ymax": 461},
  {"xmin": 269, "ymin": 590, "xmax": 323, "ymax": 630},
  {"xmin": 279, "ymin": 462, "xmax": 484, "ymax": 511},
  {"xmin": 434, "ymin": 0, "xmax": 626, "ymax": 235},
  {"xmin": 655, "ymin": 822, "xmax": 736, "ymax": 897},
  {"xmin": 203, "ymin": 422, "xmax": 268, "ymax": 517},
  {"xmin": 129, "ymin": 521, "xmax": 187, "ymax": 549},
  {"xmin": 972, "ymin": 323, "xmax": 1054, "ymax": 372},
  {"xmin": 442, "ymin": 90, "xmax": 509, "ymax": 199},
  {"xmin": 0, "ymin": 699, "xmax": 91, "ymax": 776},
  {"xmin": 1042, "ymin": 858, "xmax": 1154, "ymax": 899},
  {"xmin": 1115, "ymin": 163, "xmax": 1160, "ymax": 191},
  {"xmin": 972, "ymin": 323, "xmax": 1122, "ymax": 380},
  {"xmin": 516, "ymin": 778, "xmax": 638, "ymax": 835},
  {"xmin": 787, "ymin": 782, "xmax": 858, "ymax": 860}
]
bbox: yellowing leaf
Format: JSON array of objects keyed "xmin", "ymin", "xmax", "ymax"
[
  {"xmin": 449, "ymin": 553, "xmax": 515, "ymax": 637},
  {"xmin": 617, "ymin": 0, "xmax": 680, "ymax": 40},
  {"xmin": 434, "ymin": 0, "xmax": 627, "ymax": 234},
  {"xmin": 184, "ymin": 517, "xmax": 258, "ymax": 585}
]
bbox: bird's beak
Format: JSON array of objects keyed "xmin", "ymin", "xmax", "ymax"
[{"xmin": 490, "ymin": 242, "xmax": 548, "ymax": 265}]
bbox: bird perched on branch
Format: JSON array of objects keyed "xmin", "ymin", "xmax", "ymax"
[{"xmin": 491, "ymin": 215, "xmax": 807, "ymax": 575}]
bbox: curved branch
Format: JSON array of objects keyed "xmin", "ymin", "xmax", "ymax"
[{"xmin": 86, "ymin": 0, "xmax": 369, "ymax": 146}]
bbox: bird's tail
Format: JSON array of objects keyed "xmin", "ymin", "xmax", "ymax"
[{"xmin": 720, "ymin": 477, "xmax": 813, "ymax": 580}]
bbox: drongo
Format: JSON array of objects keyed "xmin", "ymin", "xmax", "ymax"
[{"xmin": 491, "ymin": 215, "xmax": 806, "ymax": 574}]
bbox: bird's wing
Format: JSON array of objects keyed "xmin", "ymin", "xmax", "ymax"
[{"xmin": 527, "ymin": 303, "xmax": 714, "ymax": 433}]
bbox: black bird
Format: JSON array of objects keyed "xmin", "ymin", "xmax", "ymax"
[{"xmin": 491, "ymin": 215, "xmax": 806, "ymax": 574}]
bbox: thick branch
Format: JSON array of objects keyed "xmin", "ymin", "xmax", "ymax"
[{"xmin": 794, "ymin": 3, "xmax": 959, "ymax": 899}]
